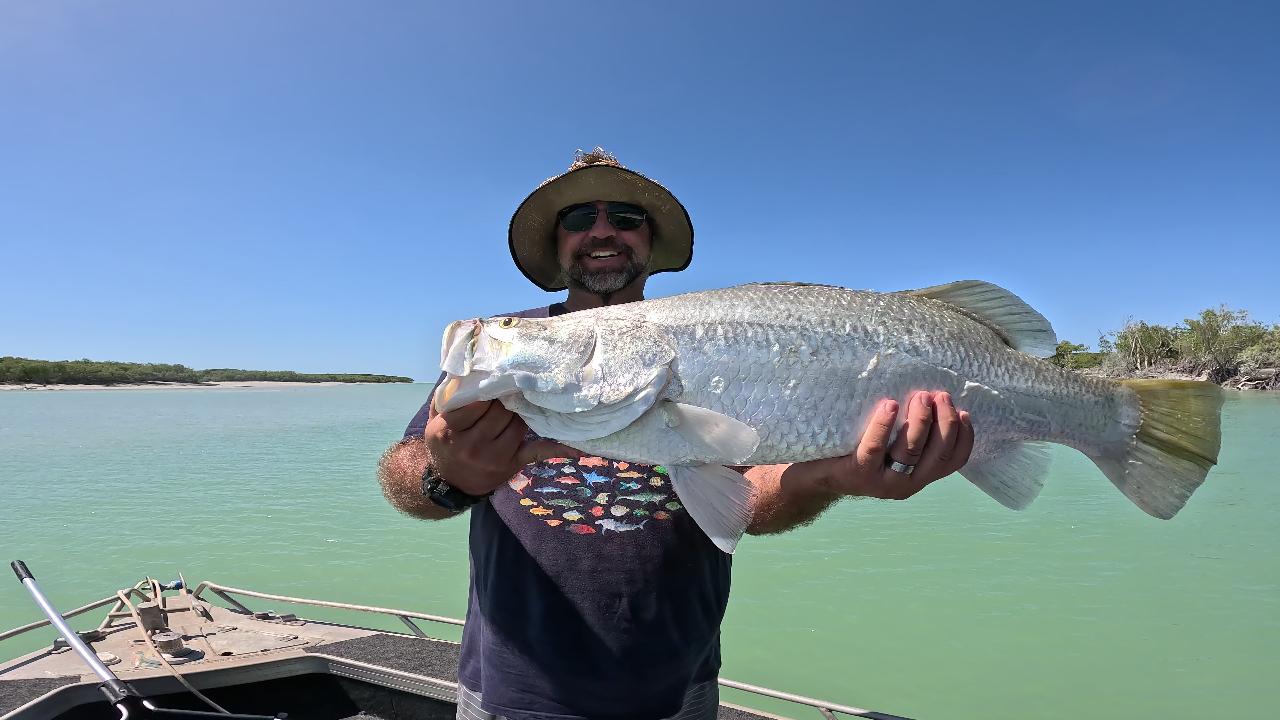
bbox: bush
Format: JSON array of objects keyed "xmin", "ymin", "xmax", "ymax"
[
  {"xmin": 1175, "ymin": 307, "xmax": 1267, "ymax": 383},
  {"xmin": 1238, "ymin": 327, "xmax": 1280, "ymax": 373}
]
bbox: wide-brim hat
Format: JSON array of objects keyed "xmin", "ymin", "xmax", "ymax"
[{"xmin": 508, "ymin": 148, "xmax": 694, "ymax": 291}]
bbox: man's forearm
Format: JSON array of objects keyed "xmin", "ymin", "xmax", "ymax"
[
  {"xmin": 744, "ymin": 462, "xmax": 841, "ymax": 535},
  {"xmin": 377, "ymin": 436, "xmax": 464, "ymax": 521}
]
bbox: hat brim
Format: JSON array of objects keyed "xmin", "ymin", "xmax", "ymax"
[{"xmin": 508, "ymin": 165, "xmax": 693, "ymax": 291}]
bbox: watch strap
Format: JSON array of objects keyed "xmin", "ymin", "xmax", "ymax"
[{"xmin": 421, "ymin": 465, "xmax": 488, "ymax": 512}]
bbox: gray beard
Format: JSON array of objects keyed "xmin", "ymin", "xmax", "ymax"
[{"xmin": 562, "ymin": 255, "xmax": 648, "ymax": 295}]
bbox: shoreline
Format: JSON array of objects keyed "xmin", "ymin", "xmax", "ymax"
[
  {"xmin": 0, "ymin": 380, "xmax": 415, "ymax": 392},
  {"xmin": 1077, "ymin": 367, "xmax": 1278, "ymax": 392}
]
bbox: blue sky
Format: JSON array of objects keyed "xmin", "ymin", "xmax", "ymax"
[{"xmin": 2, "ymin": 1, "xmax": 1276, "ymax": 380}]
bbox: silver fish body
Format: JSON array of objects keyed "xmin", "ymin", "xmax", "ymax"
[
  {"xmin": 435, "ymin": 282, "xmax": 1223, "ymax": 552},
  {"xmin": 554, "ymin": 284, "xmax": 1122, "ymax": 466}
]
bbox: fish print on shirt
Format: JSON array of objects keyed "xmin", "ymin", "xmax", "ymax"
[
  {"xmin": 596, "ymin": 518, "xmax": 649, "ymax": 533},
  {"xmin": 506, "ymin": 457, "xmax": 686, "ymax": 538}
]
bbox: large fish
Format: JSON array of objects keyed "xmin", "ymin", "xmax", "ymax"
[{"xmin": 434, "ymin": 282, "xmax": 1223, "ymax": 553}]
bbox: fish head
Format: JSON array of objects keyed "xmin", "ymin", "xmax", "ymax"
[{"xmin": 434, "ymin": 315, "xmax": 597, "ymax": 413}]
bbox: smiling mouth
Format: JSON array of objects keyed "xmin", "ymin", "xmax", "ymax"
[{"xmin": 588, "ymin": 250, "xmax": 620, "ymax": 259}]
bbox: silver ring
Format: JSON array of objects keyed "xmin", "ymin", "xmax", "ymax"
[{"xmin": 886, "ymin": 459, "xmax": 916, "ymax": 475}]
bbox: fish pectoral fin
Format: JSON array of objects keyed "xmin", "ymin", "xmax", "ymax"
[
  {"xmin": 668, "ymin": 464, "xmax": 753, "ymax": 555},
  {"xmin": 958, "ymin": 441, "xmax": 1052, "ymax": 510},
  {"xmin": 902, "ymin": 280, "xmax": 1057, "ymax": 358},
  {"xmin": 663, "ymin": 403, "xmax": 760, "ymax": 464}
]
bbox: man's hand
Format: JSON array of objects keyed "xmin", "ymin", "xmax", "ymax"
[
  {"xmin": 825, "ymin": 390, "xmax": 974, "ymax": 499},
  {"xmin": 743, "ymin": 390, "xmax": 975, "ymax": 534},
  {"xmin": 425, "ymin": 400, "xmax": 578, "ymax": 496}
]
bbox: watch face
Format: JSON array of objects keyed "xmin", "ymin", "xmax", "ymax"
[{"xmin": 424, "ymin": 475, "xmax": 474, "ymax": 511}]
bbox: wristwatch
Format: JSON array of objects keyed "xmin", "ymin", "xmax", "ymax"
[{"xmin": 421, "ymin": 465, "xmax": 489, "ymax": 512}]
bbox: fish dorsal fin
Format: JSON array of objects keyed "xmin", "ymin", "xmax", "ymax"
[{"xmin": 903, "ymin": 280, "xmax": 1058, "ymax": 357}]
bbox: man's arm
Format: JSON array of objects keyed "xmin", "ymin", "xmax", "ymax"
[
  {"xmin": 745, "ymin": 391, "xmax": 974, "ymax": 535},
  {"xmin": 378, "ymin": 435, "xmax": 460, "ymax": 521}
]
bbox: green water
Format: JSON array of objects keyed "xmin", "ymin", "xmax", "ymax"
[{"xmin": 1, "ymin": 386, "xmax": 1276, "ymax": 719}]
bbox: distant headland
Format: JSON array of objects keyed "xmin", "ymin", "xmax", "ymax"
[{"xmin": 0, "ymin": 357, "xmax": 413, "ymax": 389}]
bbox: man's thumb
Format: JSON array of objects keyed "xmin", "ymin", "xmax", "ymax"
[{"xmin": 516, "ymin": 439, "xmax": 582, "ymax": 467}]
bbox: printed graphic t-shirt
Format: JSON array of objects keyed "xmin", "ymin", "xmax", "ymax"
[{"xmin": 404, "ymin": 304, "xmax": 732, "ymax": 720}]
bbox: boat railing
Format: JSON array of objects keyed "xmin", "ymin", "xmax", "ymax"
[
  {"xmin": 0, "ymin": 580, "xmax": 154, "ymax": 643},
  {"xmin": 1, "ymin": 580, "xmax": 913, "ymax": 720}
]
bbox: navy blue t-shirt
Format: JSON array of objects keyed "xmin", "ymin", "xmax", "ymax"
[{"xmin": 404, "ymin": 304, "xmax": 731, "ymax": 720}]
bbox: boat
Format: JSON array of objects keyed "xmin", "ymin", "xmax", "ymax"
[{"xmin": 2, "ymin": 562, "xmax": 913, "ymax": 720}]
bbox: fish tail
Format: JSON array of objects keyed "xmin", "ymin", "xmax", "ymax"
[{"xmin": 1092, "ymin": 379, "xmax": 1224, "ymax": 519}]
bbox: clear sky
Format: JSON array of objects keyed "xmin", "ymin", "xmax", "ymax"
[{"xmin": 2, "ymin": 1, "xmax": 1276, "ymax": 380}]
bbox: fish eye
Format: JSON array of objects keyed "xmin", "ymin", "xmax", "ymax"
[{"xmin": 497, "ymin": 317, "xmax": 520, "ymax": 329}]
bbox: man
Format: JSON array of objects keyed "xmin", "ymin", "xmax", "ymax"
[{"xmin": 378, "ymin": 149, "xmax": 973, "ymax": 720}]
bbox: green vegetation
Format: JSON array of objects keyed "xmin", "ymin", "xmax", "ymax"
[
  {"xmin": 0, "ymin": 357, "xmax": 412, "ymax": 386},
  {"xmin": 1048, "ymin": 341, "xmax": 1105, "ymax": 370},
  {"xmin": 1050, "ymin": 305, "xmax": 1280, "ymax": 389}
]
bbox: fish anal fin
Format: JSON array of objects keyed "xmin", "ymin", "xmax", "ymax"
[
  {"xmin": 668, "ymin": 464, "xmax": 753, "ymax": 555},
  {"xmin": 959, "ymin": 441, "xmax": 1053, "ymax": 510},
  {"xmin": 903, "ymin": 280, "xmax": 1057, "ymax": 358}
]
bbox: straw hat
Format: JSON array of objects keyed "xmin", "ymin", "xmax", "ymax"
[{"xmin": 508, "ymin": 148, "xmax": 694, "ymax": 291}]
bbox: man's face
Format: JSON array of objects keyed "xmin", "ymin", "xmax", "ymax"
[{"xmin": 554, "ymin": 200, "xmax": 652, "ymax": 294}]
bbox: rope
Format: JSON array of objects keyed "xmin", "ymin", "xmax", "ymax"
[{"xmin": 115, "ymin": 589, "xmax": 230, "ymax": 715}]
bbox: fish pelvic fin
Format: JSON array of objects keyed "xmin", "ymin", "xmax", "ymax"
[
  {"xmin": 1092, "ymin": 380, "xmax": 1224, "ymax": 519},
  {"xmin": 668, "ymin": 465, "xmax": 753, "ymax": 555},
  {"xmin": 959, "ymin": 441, "xmax": 1053, "ymax": 510},
  {"xmin": 664, "ymin": 402, "xmax": 760, "ymax": 464},
  {"xmin": 903, "ymin": 280, "xmax": 1057, "ymax": 357}
]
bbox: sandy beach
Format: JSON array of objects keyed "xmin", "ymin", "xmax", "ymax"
[{"xmin": 0, "ymin": 381, "xmax": 387, "ymax": 392}]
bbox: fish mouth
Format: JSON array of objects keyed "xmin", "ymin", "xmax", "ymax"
[
  {"xmin": 434, "ymin": 371, "xmax": 521, "ymax": 413},
  {"xmin": 436, "ymin": 318, "xmax": 521, "ymax": 412}
]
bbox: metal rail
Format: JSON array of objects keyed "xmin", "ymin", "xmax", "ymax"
[
  {"xmin": 2, "ymin": 579, "xmax": 915, "ymax": 720},
  {"xmin": 190, "ymin": 581, "xmax": 466, "ymax": 628},
  {"xmin": 0, "ymin": 585, "xmax": 152, "ymax": 643}
]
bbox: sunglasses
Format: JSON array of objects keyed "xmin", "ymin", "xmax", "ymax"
[{"xmin": 557, "ymin": 202, "xmax": 648, "ymax": 233}]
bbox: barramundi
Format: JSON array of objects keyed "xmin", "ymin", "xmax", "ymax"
[{"xmin": 434, "ymin": 281, "xmax": 1224, "ymax": 554}]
